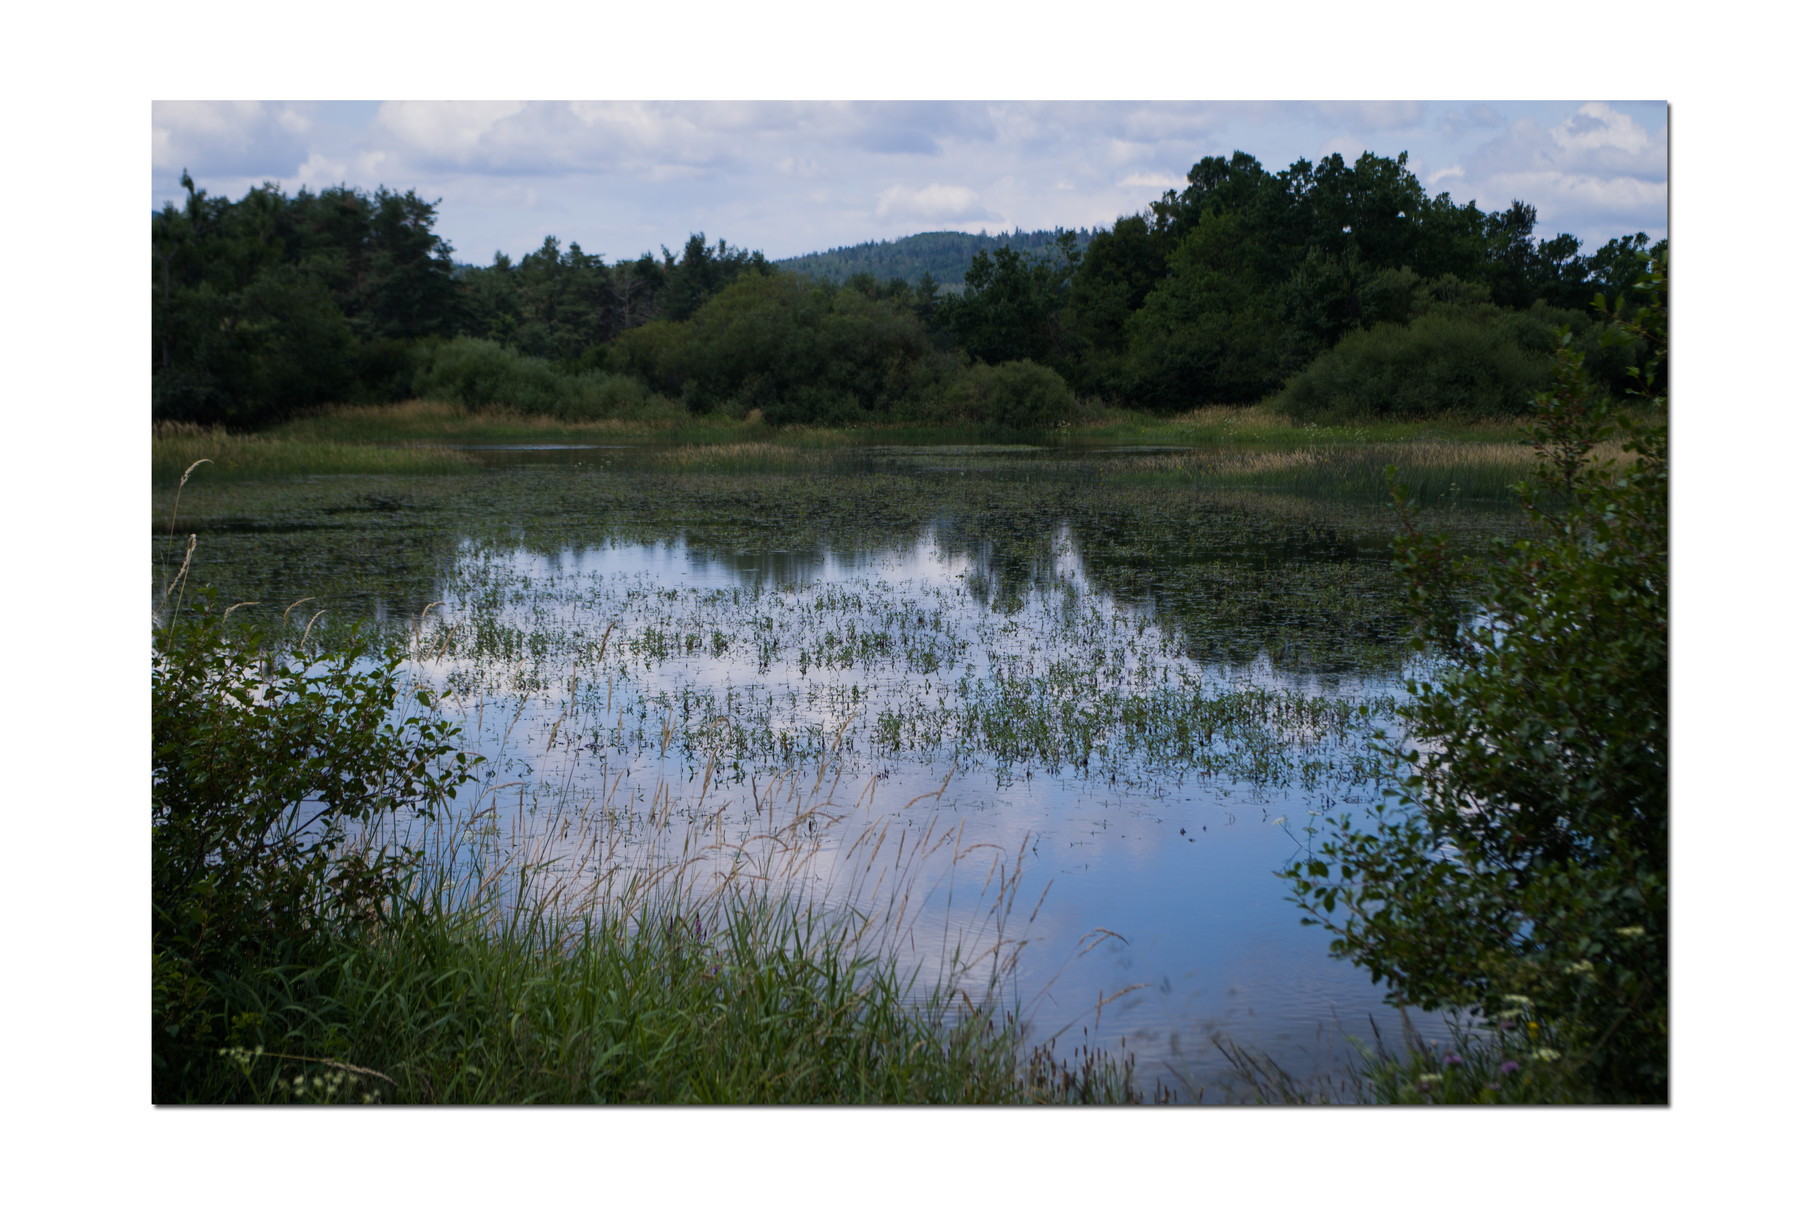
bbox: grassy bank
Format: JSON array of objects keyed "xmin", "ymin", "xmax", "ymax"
[{"xmin": 267, "ymin": 399, "xmax": 1539, "ymax": 451}]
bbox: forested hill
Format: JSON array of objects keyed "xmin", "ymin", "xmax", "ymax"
[{"xmin": 774, "ymin": 227, "xmax": 1095, "ymax": 289}]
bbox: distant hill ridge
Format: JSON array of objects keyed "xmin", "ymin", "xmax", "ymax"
[{"xmin": 774, "ymin": 227, "xmax": 1099, "ymax": 290}]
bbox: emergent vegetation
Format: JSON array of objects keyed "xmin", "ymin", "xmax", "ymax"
[{"xmin": 152, "ymin": 574, "xmax": 1143, "ymax": 1104}]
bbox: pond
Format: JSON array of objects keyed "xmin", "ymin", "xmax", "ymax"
[{"xmin": 153, "ymin": 442, "xmax": 1525, "ymax": 1100}]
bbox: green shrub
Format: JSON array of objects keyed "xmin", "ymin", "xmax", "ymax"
[
  {"xmin": 413, "ymin": 336, "xmax": 564, "ymax": 412},
  {"xmin": 1285, "ymin": 256, "xmax": 1668, "ymax": 1102},
  {"xmin": 413, "ymin": 336, "xmax": 680, "ymax": 421},
  {"xmin": 152, "ymin": 595, "xmax": 477, "ymax": 1095},
  {"xmin": 921, "ymin": 359, "xmax": 1075, "ymax": 429},
  {"xmin": 1267, "ymin": 305, "xmax": 1550, "ymax": 421},
  {"xmin": 984, "ymin": 359, "xmax": 1076, "ymax": 427},
  {"xmin": 553, "ymin": 372, "xmax": 680, "ymax": 422}
]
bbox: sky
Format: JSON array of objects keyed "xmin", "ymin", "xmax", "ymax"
[{"xmin": 150, "ymin": 99, "xmax": 1668, "ymax": 266}]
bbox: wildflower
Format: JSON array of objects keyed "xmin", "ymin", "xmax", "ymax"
[
  {"xmin": 1527, "ymin": 1021, "xmax": 1539, "ymax": 1037},
  {"xmin": 1502, "ymin": 994, "xmax": 1533, "ymax": 1008},
  {"xmin": 1533, "ymin": 1048, "xmax": 1561, "ymax": 1062},
  {"xmin": 1444, "ymin": 1051, "xmax": 1463, "ymax": 1067},
  {"xmin": 1568, "ymin": 959, "xmax": 1596, "ymax": 974},
  {"xmin": 1616, "ymin": 926, "xmax": 1645, "ymax": 939},
  {"xmin": 1500, "ymin": 1060, "xmax": 1520, "ymax": 1075}
]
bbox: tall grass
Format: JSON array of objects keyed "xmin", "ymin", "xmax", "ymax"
[
  {"xmin": 181, "ymin": 767, "xmax": 1142, "ymax": 1104},
  {"xmin": 153, "ymin": 422, "xmax": 479, "ymax": 482},
  {"xmin": 160, "ymin": 591, "xmax": 1144, "ymax": 1104},
  {"xmin": 1067, "ymin": 439, "xmax": 1632, "ymax": 507}
]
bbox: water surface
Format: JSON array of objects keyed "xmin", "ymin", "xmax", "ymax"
[{"xmin": 155, "ymin": 443, "xmax": 1523, "ymax": 1098}]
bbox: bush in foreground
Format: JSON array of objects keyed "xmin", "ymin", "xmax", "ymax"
[{"xmin": 1285, "ymin": 255, "xmax": 1668, "ymax": 1103}]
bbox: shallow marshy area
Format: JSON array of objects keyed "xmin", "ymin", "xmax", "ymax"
[{"xmin": 154, "ymin": 442, "xmax": 1526, "ymax": 1098}]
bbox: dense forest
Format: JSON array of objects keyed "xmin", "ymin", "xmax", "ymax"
[
  {"xmin": 774, "ymin": 228, "xmax": 1089, "ymax": 291},
  {"xmin": 152, "ymin": 150, "xmax": 1664, "ymax": 431}
]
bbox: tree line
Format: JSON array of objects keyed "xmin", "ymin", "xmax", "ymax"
[{"xmin": 152, "ymin": 150, "xmax": 1664, "ymax": 430}]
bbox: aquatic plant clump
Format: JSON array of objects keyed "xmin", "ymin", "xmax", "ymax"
[{"xmin": 414, "ymin": 536, "xmax": 1401, "ymax": 797}]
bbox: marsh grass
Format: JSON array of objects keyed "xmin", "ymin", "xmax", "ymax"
[
  {"xmin": 176, "ymin": 712, "xmax": 1144, "ymax": 1105},
  {"xmin": 1055, "ymin": 404, "xmax": 1533, "ymax": 450},
  {"xmin": 267, "ymin": 398, "xmax": 1548, "ymax": 456},
  {"xmin": 154, "ymin": 421, "xmax": 480, "ymax": 482},
  {"xmin": 1081, "ymin": 440, "xmax": 1627, "ymax": 506}
]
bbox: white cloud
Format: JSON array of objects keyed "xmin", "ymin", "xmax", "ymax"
[
  {"xmin": 1101, "ymin": 138, "xmax": 1155, "ymax": 168},
  {"xmin": 373, "ymin": 100, "xmax": 527, "ymax": 163},
  {"xmin": 875, "ymin": 183, "xmax": 989, "ymax": 222},
  {"xmin": 1453, "ymin": 103, "xmax": 1668, "ymax": 242},
  {"xmin": 1117, "ymin": 171, "xmax": 1182, "ymax": 189},
  {"xmin": 151, "ymin": 100, "xmax": 311, "ymax": 178},
  {"xmin": 1553, "ymin": 101, "xmax": 1649, "ymax": 156}
]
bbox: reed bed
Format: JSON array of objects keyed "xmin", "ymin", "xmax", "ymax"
[
  {"xmin": 153, "ymin": 422, "xmax": 479, "ymax": 482},
  {"xmin": 1082, "ymin": 439, "xmax": 1635, "ymax": 506}
]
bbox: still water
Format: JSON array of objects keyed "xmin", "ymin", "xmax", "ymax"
[{"xmin": 157, "ymin": 444, "xmax": 1518, "ymax": 1098}]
